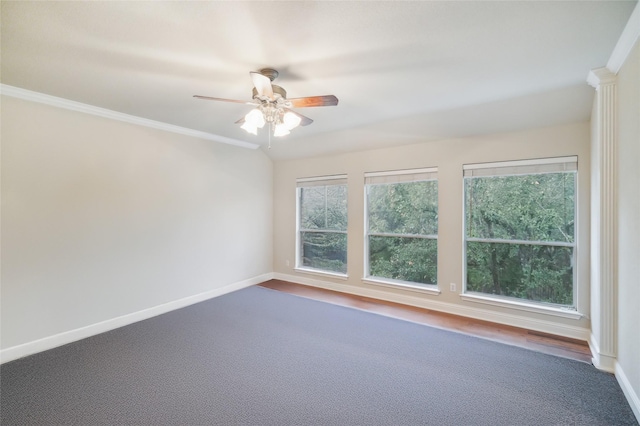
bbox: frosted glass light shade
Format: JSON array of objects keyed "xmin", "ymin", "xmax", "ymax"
[
  {"xmin": 282, "ymin": 111, "xmax": 302, "ymax": 130},
  {"xmin": 274, "ymin": 123, "xmax": 290, "ymax": 137},
  {"xmin": 245, "ymin": 108, "xmax": 266, "ymax": 128},
  {"xmin": 240, "ymin": 121, "xmax": 258, "ymax": 135}
]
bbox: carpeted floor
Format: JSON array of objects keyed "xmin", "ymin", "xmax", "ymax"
[{"xmin": 1, "ymin": 285, "xmax": 637, "ymax": 425}]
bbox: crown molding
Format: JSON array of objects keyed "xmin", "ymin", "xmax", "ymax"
[
  {"xmin": 607, "ymin": 1, "xmax": 640, "ymax": 74},
  {"xmin": 0, "ymin": 84, "xmax": 259, "ymax": 150}
]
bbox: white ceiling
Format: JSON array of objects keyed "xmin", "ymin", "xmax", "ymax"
[{"xmin": 1, "ymin": 1, "xmax": 636, "ymax": 160}]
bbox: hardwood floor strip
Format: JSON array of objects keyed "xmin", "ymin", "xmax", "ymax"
[{"xmin": 258, "ymin": 279, "xmax": 592, "ymax": 364}]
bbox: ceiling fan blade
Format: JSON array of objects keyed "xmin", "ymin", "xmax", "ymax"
[
  {"xmin": 250, "ymin": 71, "xmax": 274, "ymax": 99},
  {"xmin": 193, "ymin": 95, "xmax": 256, "ymax": 105},
  {"xmin": 284, "ymin": 108, "xmax": 313, "ymax": 126},
  {"xmin": 287, "ymin": 95, "xmax": 338, "ymax": 108}
]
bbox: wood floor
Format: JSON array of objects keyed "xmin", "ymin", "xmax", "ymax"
[{"xmin": 259, "ymin": 279, "xmax": 593, "ymax": 364}]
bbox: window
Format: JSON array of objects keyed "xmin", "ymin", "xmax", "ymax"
[
  {"xmin": 463, "ymin": 157, "xmax": 577, "ymax": 308},
  {"xmin": 364, "ymin": 168, "xmax": 438, "ymax": 286},
  {"xmin": 296, "ymin": 175, "xmax": 348, "ymax": 275}
]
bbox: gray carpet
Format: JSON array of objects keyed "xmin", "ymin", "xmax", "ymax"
[{"xmin": 1, "ymin": 286, "xmax": 637, "ymax": 425}]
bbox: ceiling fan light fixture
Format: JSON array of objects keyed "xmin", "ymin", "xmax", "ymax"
[
  {"xmin": 282, "ymin": 111, "xmax": 302, "ymax": 130},
  {"xmin": 273, "ymin": 123, "xmax": 290, "ymax": 137},
  {"xmin": 240, "ymin": 121, "xmax": 258, "ymax": 135},
  {"xmin": 244, "ymin": 108, "xmax": 266, "ymax": 128},
  {"xmin": 194, "ymin": 68, "xmax": 338, "ymax": 145}
]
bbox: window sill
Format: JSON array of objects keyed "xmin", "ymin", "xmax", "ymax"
[
  {"xmin": 294, "ymin": 267, "xmax": 348, "ymax": 281},
  {"xmin": 460, "ymin": 293, "xmax": 583, "ymax": 320},
  {"xmin": 362, "ymin": 277, "xmax": 441, "ymax": 295}
]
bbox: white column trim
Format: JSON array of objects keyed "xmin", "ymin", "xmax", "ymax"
[
  {"xmin": 587, "ymin": 68, "xmax": 618, "ymax": 372},
  {"xmin": 587, "ymin": 67, "xmax": 617, "ymax": 89}
]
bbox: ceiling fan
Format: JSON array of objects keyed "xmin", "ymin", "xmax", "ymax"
[{"xmin": 194, "ymin": 68, "xmax": 338, "ymax": 147}]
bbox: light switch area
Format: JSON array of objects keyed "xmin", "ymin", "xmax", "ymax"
[
  {"xmin": 286, "ymin": 259, "xmax": 290, "ymax": 267},
  {"xmin": 450, "ymin": 283, "xmax": 457, "ymax": 292}
]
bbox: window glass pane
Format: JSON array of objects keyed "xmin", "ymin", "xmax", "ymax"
[
  {"xmin": 300, "ymin": 232, "xmax": 347, "ymax": 274},
  {"xmin": 300, "ymin": 186, "xmax": 326, "ymax": 230},
  {"xmin": 300, "ymin": 185, "xmax": 347, "ymax": 231},
  {"xmin": 368, "ymin": 181, "xmax": 438, "ymax": 235},
  {"xmin": 369, "ymin": 236, "xmax": 437, "ymax": 284},
  {"xmin": 466, "ymin": 241, "xmax": 573, "ymax": 305},
  {"xmin": 325, "ymin": 185, "xmax": 348, "ymax": 230},
  {"xmin": 298, "ymin": 182, "xmax": 348, "ymax": 274},
  {"xmin": 465, "ymin": 173, "xmax": 575, "ymax": 243}
]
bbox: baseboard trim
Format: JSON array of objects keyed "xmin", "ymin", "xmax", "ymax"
[
  {"xmin": 0, "ymin": 272, "xmax": 274, "ymax": 364},
  {"xmin": 273, "ymin": 272, "xmax": 590, "ymax": 342},
  {"xmin": 616, "ymin": 362, "xmax": 640, "ymax": 423}
]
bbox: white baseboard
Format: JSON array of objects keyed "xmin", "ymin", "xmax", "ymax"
[
  {"xmin": 273, "ymin": 272, "xmax": 590, "ymax": 342},
  {"xmin": 616, "ymin": 361, "xmax": 640, "ymax": 423},
  {"xmin": 0, "ymin": 272, "xmax": 274, "ymax": 364}
]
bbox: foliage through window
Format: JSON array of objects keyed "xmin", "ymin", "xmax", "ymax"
[
  {"xmin": 365, "ymin": 169, "xmax": 438, "ymax": 286},
  {"xmin": 463, "ymin": 157, "xmax": 577, "ymax": 307},
  {"xmin": 297, "ymin": 176, "xmax": 347, "ymax": 274}
]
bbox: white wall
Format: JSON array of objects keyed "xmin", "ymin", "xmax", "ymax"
[
  {"xmin": 273, "ymin": 122, "xmax": 591, "ymax": 339},
  {"xmin": 616, "ymin": 39, "xmax": 640, "ymax": 417},
  {"xmin": 1, "ymin": 96, "xmax": 273, "ymax": 351}
]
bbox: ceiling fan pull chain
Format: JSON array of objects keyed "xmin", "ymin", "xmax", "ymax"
[{"xmin": 268, "ymin": 122, "xmax": 272, "ymax": 149}]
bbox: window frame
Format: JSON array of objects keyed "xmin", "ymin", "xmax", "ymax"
[
  {"xmin": 295, "ymin": 175, "xmax": 348, "ymax": 278},
  {"xmin": 363, "ymin": 167, "xmax": 439, "ymax": 291},
  {"xmin": 461, "ymin": 156, "xmax": 580, "ymax": 316}
]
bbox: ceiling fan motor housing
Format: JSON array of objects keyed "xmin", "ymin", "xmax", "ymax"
[
  {"xmin": 252, "ymin": 85, "xmax": 287, "ymax": 101},
  {"xmin": 259, "ymin": 68, "xmax": 279, "ymax": 82}
]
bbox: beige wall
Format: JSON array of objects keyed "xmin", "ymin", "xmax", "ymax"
[
  {"xmin": 616, "ymin": 39, "xmax": 640, "ymax": 413},
  {"xmin": 273, "ymin": 122, "xmax": 591, "ymax": 337},
  {"xmin": 1, "ymin": 96, "xmax": 273, "ymax": 350}
]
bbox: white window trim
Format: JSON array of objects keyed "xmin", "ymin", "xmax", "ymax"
[
  {"xmin": 369, "ymin": 232, "xmax": 438, "ymax": 240},
  {"xmin": 463, "ymin": 156, "xmax": 577, "ymax": 172},
  {"xmin": 463, "ymin": 156, "xmax": 577, "ymax": 178},
  {"xmin": 299, "ymin": 229, "xmax": 348, "ymax": 235},
  {"xmin": 362, "ymin": 277, "xmax": 440, "ymax": 295},
  {"xmin": 462, "ymin": 157, "xmax": 579, "ymax": 312},
  {"xmin": 295, "ymin": 267, "xmax": 349, "ymax": 280},
  {"xmin": 460, "ymin": 292, "xmax": 583, "ymax": 320},
  {"xmin": 364, "ymin": 168, "xmax": 439, "ymax": 288},
  {"xmin": 465, "ymin": 237, "xmax": 574, "ymax": 248},
  {"xmin": 296, "ymin": 174, "xmax": 348, "ymax": 187},
  {"xmin": 365, "ymin": 167, "xmax": 438, "ymax": 177}
]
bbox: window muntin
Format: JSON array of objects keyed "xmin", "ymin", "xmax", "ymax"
[
  {"xmin": 365, "ymin": 169, "xmax": 438, "ymax": 286},
  {"xmin": 463, "ymin": 157, "xmax": 577, "ymax": 308},
  {"xmin": 297, "ymin": 176, "xmax": 347, "ymax": 274}
]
